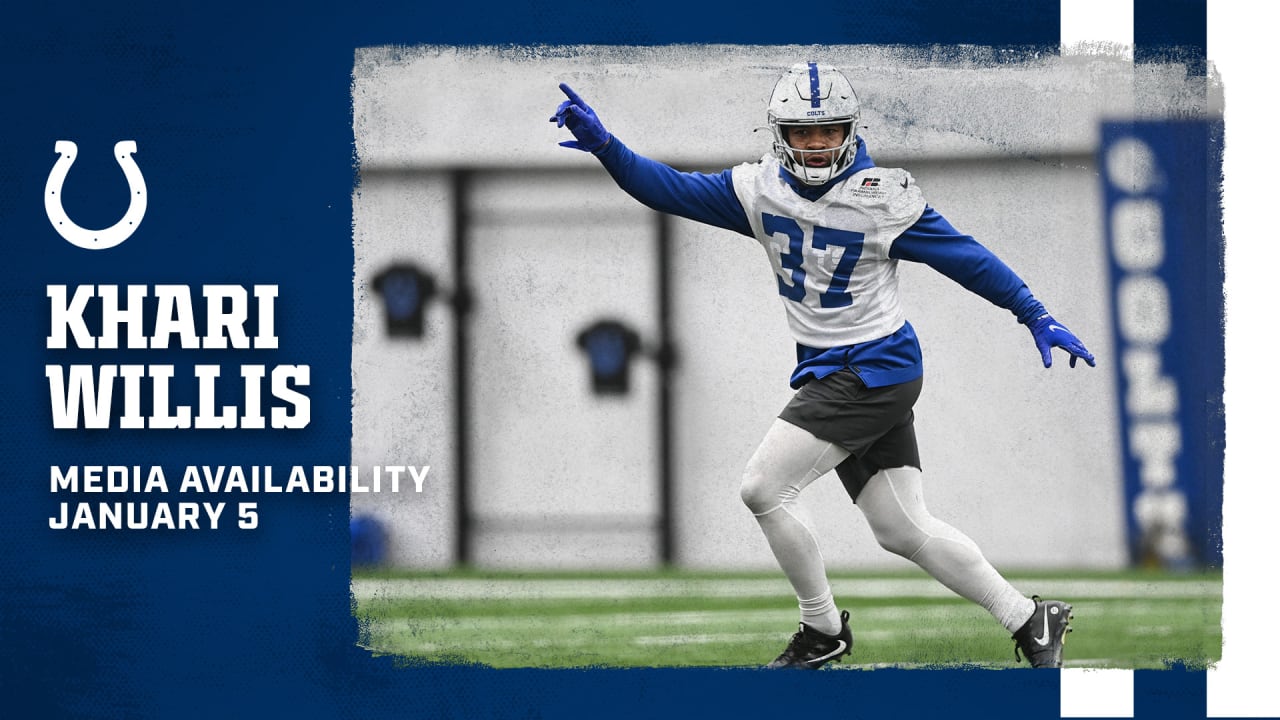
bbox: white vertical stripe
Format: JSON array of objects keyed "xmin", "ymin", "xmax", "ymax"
[
  {"xmin": 1056, "ymin": 7, "xmax": 1131, "ymax": 719},
  {"xmin": 1061, "ymin": 669, "xmax": 1135, "ymax": 718},
  {"xmin": 1060, "ymin": 0, "xmax": 1134, "ymax": 59},
  {"xmin": 1208, "ymin": 0, "xmax": 1276, "ymax": 713}
]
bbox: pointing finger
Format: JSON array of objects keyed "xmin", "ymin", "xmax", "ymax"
[{"xmin": 559, "ymin": 82, "xmax": 585, "ymax": 106}]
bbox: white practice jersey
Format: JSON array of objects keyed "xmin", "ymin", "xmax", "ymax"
[{"xmin": 731, "ymin": 155, "xmax": 928, "ymax": 349}]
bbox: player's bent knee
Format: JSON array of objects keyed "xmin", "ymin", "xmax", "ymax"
[
  {"xmin": 870, "ymin": 525, "xmax": 928, "ymax": 559},
  {"xmin": 876, "ymin": 536, "xmax": 921, "ymax": 559},
  {"xmin": 739, "ymin": 461, "xmax": 775, "ymax": 514},
  {"xmin": 739, "ymin": 473, "xmax": 769, "ymax": 514}
]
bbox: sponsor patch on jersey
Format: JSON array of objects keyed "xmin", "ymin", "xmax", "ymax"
[{"xmin": 850, "ymin": 175, "xmax": 889, "ymax": 199}]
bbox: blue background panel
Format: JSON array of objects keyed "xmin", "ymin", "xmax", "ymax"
[{"xmin": 0, "ymin": 2, "xmax": 1224, "ymax": 718}]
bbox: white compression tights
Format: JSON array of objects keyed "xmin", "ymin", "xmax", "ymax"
[
  {"xmin": 740, "ymin": 419, "xmax": 848, "ymax": 632},
  {"xmin": 740, "ymin": 418, "xmax": 1034, "ymax": 634}
]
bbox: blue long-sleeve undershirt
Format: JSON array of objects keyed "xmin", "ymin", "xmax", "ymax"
[
  {"xmin": 890, "ymin": 209, "xmax": 1045, "ymax": 324},
  {"xmin": 593, "ymin": 136, "xmax": 753, "ymax": 237},
  {"xmin": 592, "ymin": 135, "xmax": 1043, "ymax": 324}
]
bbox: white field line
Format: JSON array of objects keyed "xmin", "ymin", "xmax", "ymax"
[
  {"xmin": 353, "ymin": 577, "xmax": 1221, "ymax": 602},
  {"xmin": 362, "ymin": 617, "xmax": 1131, "ymax": 670},
  {"xmin": 362, "ymin": 605, "xmax": 1216, "ymax": 640},
  {"xmin": 365, "ymin": 622, "xmax": 1126, "ymax": 671},
  {"xmin": 361, "ymin": 605, "xmax": 1177, "ymax": 670},
  {"xmin": 364, "ymin": 608, "xmax": 801, "ymax": 634},
  {"xmin": 371, "ymin": 630, "xmax": 789, "ymax": 651}
]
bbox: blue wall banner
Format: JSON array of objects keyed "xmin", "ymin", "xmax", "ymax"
[{"xmin": 1100, "ymin": 120, "xmax": 1225, "ymax": 570}]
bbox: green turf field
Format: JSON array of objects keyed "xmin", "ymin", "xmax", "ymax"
[{"xmin": 352, "ymin": 569, "xmax": 1221, "ymax": 670}]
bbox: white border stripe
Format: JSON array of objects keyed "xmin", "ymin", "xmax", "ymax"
[
  {"xmin": 1060, "ymin": 0, "xmax": 1134, "ymax": 58},
  {"xmin": 1057, "ymin": 1, "xmax": 1178, "ymax": 717},
  {"xmin": 1061, "ymin": 669, "xmax": 1135, "ymax": 718},
  {"xmin": 1208, "ymin": 0, "xmax": 1276, "ymax": 712}
]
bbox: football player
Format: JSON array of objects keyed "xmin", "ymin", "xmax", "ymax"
[{"xmin": 550, "ymin": 63, "xmax": 1089, "ymax": 669}]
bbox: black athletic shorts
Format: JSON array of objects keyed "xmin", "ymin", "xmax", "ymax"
[{"xmin": 778, "ymin": 369, "xmax": 923, "ymax": 503}]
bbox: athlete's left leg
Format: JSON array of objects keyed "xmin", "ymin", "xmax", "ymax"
[{"xmin": 855, "ymin": 465, "xmax": 1036, "ymax": 633}]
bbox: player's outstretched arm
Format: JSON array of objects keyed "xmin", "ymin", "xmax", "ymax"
[
  {"xmin": 549, "ymin": 83, "xmax": 611, "ymax": 153},
  {"xmin": 1025, "ymin": 313, "xmax": 1096, "ymax": 369},
  {"xmin": 547, "ymin": 82, "xmax": 752, "ymax": 236},
  {"xmin": 890, "ymin": 209, "xmax": 1096, "ymax": 370}
]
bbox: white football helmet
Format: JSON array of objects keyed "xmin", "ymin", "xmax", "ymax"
[{"xmin": 767, "ymin": 62, "xmax": 861, "ymax": 185}]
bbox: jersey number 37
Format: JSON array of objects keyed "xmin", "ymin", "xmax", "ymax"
[{"xmin": 763, "ymin": 213, "xmax": 866, "ymax": 309}]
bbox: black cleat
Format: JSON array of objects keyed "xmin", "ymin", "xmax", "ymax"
[
  {"xmin": 766, "ymin": 610, "xmax": 853, "ymax": 669},
  {"xmin": 1012, "ymin": 596, "xmax": 1073, "ymax": 668}
]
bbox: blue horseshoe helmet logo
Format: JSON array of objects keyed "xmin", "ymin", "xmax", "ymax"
[{"xmin": 45, "ymin": 140, "xmax": 147, "ymax": 250}]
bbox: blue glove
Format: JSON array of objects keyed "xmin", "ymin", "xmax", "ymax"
[
  {"xmin": 549, "ymin": 83, "xmax": 610, "ymax": 152},
  {"xmin": 1026, "ymin": 313, "xmax": 1096, "ymax": 368}
]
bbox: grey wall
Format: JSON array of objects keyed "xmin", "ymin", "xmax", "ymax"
[{"xmin": 349, "ymin": 45, "xmax": 1220, "ymax": 571}]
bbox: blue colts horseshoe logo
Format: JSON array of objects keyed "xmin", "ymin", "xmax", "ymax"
[{"xmin": 45, "ymin": 140, "xmax": 147, "ymax": 250}]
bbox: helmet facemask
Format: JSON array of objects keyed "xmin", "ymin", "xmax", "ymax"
[
  {"xmin": 772, "ymin": 121, "xmax": 856, "ymax": 186},
  {"xmin": 767, "ymin": 63, "xmax": 862, "ymax": 186}
]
